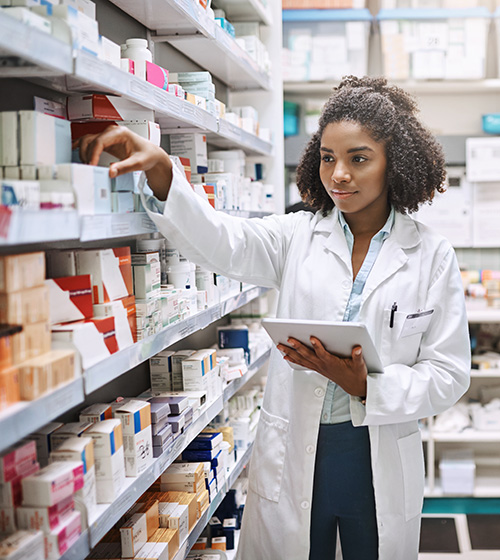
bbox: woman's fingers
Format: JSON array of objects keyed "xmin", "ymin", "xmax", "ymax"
[{"xmin": 109, "ymin": 153, "xmax": 146, "ymax": 178}]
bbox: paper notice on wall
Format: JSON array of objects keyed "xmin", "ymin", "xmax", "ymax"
[
  {"xmin": 346, "ymin": 22, "xmax": 366, "ymax": 51},
  {"xmin": 472, "ymin": 182, "xmax": 500, "ymax": 247},
  {"xmin": 466, "ymin": 138, "xmax": 500, "ymax": 182},
  {"xmin": 417, "ymin": 22, "xmax": 448, "ymax": 51}
]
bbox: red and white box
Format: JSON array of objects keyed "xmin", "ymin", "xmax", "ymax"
[
  {"xmin": 44, "ymin": 510, "xmax": 81, "ymax": 560},
  {"xmin": 0, "ymin": 461, "xmax": 40, "ymax": 508},
  {"xmin": 0, "ymin": 440, "xmax": 38, "ymax": 484},
  {"xmin": 46, "ymin": 275, "xmax": 93, "ymax": 325},
  {"xmin": 16, "ymin": 496, "xmax": 74, "ymax": 532},
  {"xmin": 75, "ymin": 247, "xmax": 133, "ymax": 304},
  {"xmin": 66, "ymin": 94, "xmax": 154, "ymax": 122},
  {"xmin": 21, "ymin": 461, "xmax": 84, "ymax": 507},
  {"xmin": 93, "ymin": 294, "xmax": 137, "ymax": 349},
  {"xmin": 0, "ymin": 530, "xmax": 44, "ymax": 560},
  {"xmin": 52, "ymin": 317, "xmax": 117, "ymax": 371}
]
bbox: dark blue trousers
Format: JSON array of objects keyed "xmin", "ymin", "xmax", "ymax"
[{"xmin": 309, "ymin": 421, "xmax": 379, "ymax": 560}]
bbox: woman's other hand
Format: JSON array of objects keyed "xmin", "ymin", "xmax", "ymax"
[
  {"xmin": 277, "ymin": 337, "xmax": 368, "ymax": 397},
  {"xmin": 74, "ymin": 125, "xmax": 173, "ymax": 201}
]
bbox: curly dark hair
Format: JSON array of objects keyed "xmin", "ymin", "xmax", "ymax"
[{"xmin": 296, "ymin": 76, "xmax": 446, "ymax": 215}]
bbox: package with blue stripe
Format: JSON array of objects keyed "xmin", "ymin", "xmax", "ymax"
[
  {"xmin": 115, "ymin": 400, "xmax": 153, "ymax": 477},
  {"xmin": 182, "ymin": 446, "xmax": 221, "ymax": 462},
  {"xmin": 217, "ymin": 326, "xmax": 249, "ymax": 363},
  {"xmin": 223, "ymin": 518, "xmax": 237, "ymax": 550},
  {"xmin": 185, "ymin": 432, "xmax": 223, "ymax": 451},
  {"xmin": 86, "ymin": 419, "xmax": 125, "ymax": 503}
]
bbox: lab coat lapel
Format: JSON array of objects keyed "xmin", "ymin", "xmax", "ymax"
[
  {"xmin": 314, "ymin": 208, "xmax": 352, "ymax": 273},
  {"xmin": 362, "ymin": 212, "xmax": 421, "ymax": 303}
]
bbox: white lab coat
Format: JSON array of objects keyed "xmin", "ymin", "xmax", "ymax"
[{"xmin": 143, "ymin": 165, "xmax": 471, "ymax": 560}]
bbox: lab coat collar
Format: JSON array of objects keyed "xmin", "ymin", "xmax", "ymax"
[{"xmin": 314, "ymin": 208, "xmax": 421, "ymax": 250}]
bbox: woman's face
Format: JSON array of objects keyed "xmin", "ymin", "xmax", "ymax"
[{"xmin": 319, "ymin": 120, "xmax": 389, "ymax": 220}]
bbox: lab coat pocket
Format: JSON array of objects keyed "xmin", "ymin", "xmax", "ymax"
[
  {"xmin": 397, "ymin": 431, "xmax": 425, "ymax": 521},
  {"xmin": 249, "ymin": 408, "xmax": 289, "ymax": 503},
  {"xmin": 384, "ymin": 310, "xmax": 423, "ymax": 366}
]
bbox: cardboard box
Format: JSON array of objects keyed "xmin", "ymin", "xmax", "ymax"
[
  {"xmin": 49, "ymin": 436, "xmax": 94, "ymax": 474},
  {"xmin": 44, "ymin": 509, "xmax": 81, "ymax": 560},
  {"xmin": 0, "ymin": 461, "xmax": 39, "ymax": 508},
  {"xmin": 78, "ymin": 404, "xmax": 112, "ymax": 424},
  {"xmin": 120, "ymin": 502, "xmax": 159, "ymax": 558},
  {"xmin": 19, "ymin": 111, "xmax": 71, "ymax": 167},
  {"xmin": 21, "ymin": 461, "xmax": 84, "ymax": 507},
  {"xmin": 46, "ymin": 251, "xmax": 77, "ymax": 278},
  {"xmin": 182, "ymin": 349, "xmax": 216, "ymax": 377},
  {"xmin": 0, "ymin": 112, "xmax": 19, "ymax": 167},
  {"xmin": 46, "ymin": 275, "xmax": 93, "ymax": 325},
  {"xmin": 11, "ymin": 322, "xmax": 51, "ymax": 365},
  {"xmin": 115, "ymin": 400, "xmax": 153, "ymax": 477},
  {"xmin": 29, "ymin": 422, "xmax": 64, "ymax": 466},
  {"xmin": 93, "ymin": 294, "xmax": 137, "ymax": 348},
  {"xmin": 169, "ymin": 133, "xmax": 208, "ymax": 174},
  {"xmin": 149, "ymin": 528, "xmax": 179, "ymax": 560},
  {"xmin": 0, "ymin": 366, "xmax": 20, "ymax": 410},
  {"xmin": 16, "ymin": 495, "xmax": 74, "ymax": 532},
  {"xmin": 0, "ymin": 252, "xmax": 45, "ymax": 294},
  {"xmin": 75, "ymin": 247, "xmax": 133, "ymax": 304},
  {"xmin": 133, "ymin": 262, "xmax": 161, "ymax": 300},
  {"xmin": 18, "ymin": 349, "xmax": 75, "ymax": 400},
  {"xmin": 0, "ymin": 440, "xmax": 37, "ymax": 484},
  {"xmin": 50, "ymin": 422, "xmax": 93, "ymax": 451},
  {"xmin": 67, "ymin": 94, "xmax": 154, "ymax": 122},
  {"xmin": 162, "ymin": 491, "xmax": 197, "ymax": 532},
  {"xmin": 99, "ymin": 35, "xmax": 121, "ymax": 68},
  {"xmin": 0, "ymin": 285, "xmax": 50, "ymax": 325},
  {"xmin": 86, "ymin": 420, "xmax": 126, "ymax": 503},
  {"xmin": 0, "ymin": 530, "xmax": 44, "ymax": 560}
]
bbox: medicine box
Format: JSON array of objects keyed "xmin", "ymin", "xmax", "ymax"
[
  {"xmin": 115, "ymin": 401, "xmax": 153, "ymax": 477},
  {"xmin": 48, "ymin": 5, "xmax": 99, "ymax": 55},
  {"xmin": 282, "ymin": 9, "xmax": 371, "ymax": 82},
  {"xmin": 439, "ymin": 449, "xmax": 476, "ymax": 495},
  {"xmin": 79, "ymin": 403, "xmax": 112, "ymax": 424},
  {"xmin": 378, "ymin": 8, "xmax": 490, "ymax": 81},
  {"xmin": 50, "ymin": 422, "xmax": 93, "ymax": 452},
  {"xmin": 46, "ymin": 275, "xmax": 93, "ymax": 325},
  {"xmin": 0, "ymin": 530, "xmax": 44, "ymax": 560},
  {"xmin": 133, "ymin": 262, "xmax": 161, "ymax": 300},
  {"xmin": 21, "ymin": 461, "xmax": 84, "ymax": 507},
  {"xmin": 149, "ymin": 528, "xmax": 179, "ymax": 559},
  {"xmin": 16, "ymin": 495, "xmax": 74, "ymax": 533},
  {"xmin": 44, "ymin": 509, "xmax": 81, "ymax": 560},
  {"xmin": 120, "ymin": 512, "xmax": 153, "ymax": 558},
  {"xmin": 0, "ymin": 252, "xmax": 45, "ymax": 294},
  {"xmin": 0, "ymin": 285, "xmax": 50, "ymax": 325},
  {"xmin": 19, "ymin": 111, "xmax": 71, "ymax": 166},
  {"xmin": 75, "ymin": 247, "xmax": 133, "ymax": 304},
  {"xmin": 93, "ymin": 294, "xmax": 137, "ymax": 348},
  {"xmin": 0, "ymin": 112, "xmax": 19, "ymax": 167},
  {"xmin": 27, "ymin": 422, "xmax": 63, "ymax": 467},
  {"xmin": 182, "ymin": 349, "xmax": 216, "ymax": 377},
  {"xmin": 67, "ymin": 94, "xmax": 154, "ymax": 122},
  {"xmin": 86, "ymin": 420, "xmax": 126, "ymax": 503},
  {"xmin": 170, "ymin": 133, "xmax": 208, "ymax": 174}
]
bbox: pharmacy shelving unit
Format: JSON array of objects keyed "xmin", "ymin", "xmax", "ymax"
[
  {"xmin": 0, "ymin": 286, "xmax": 270, "ymax": 455},
  {"xmin": 423, "ymin": 304, "xmax": 500, "ymax": 501},
  {"xmin": 59, "ymin": 348, "xmax": 268, "ymax": 560}
]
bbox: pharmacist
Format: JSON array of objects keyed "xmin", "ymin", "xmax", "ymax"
[{"xmin": 77, "ymin": 76, "xmax": 470, "ymax": 560}]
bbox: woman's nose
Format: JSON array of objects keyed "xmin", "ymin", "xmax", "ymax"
[{"xmin": 332, "ymin": 163, "xmax": 351, "ymax": 183}]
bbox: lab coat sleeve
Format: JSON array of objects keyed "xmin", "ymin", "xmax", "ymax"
[
  {"xmin": 141, "ymin": 164, "xmax": 297, "ymax": 289},
  {"xmin": 351, "ymin": 247, "xmax": 471, "ymax": 426}
]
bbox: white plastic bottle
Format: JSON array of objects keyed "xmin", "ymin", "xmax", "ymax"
[{"xmin": 122, "ymin": 38, "xmax": 152, "ymax": 80}]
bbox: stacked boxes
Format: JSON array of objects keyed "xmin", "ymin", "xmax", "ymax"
[
  {"xmin": 148, "ymin": 398, "xmax": 173, "ymax": 458},
  {"xmin": 132, "ymin": 252, "xmax": 161, "ymax": 301},
  {"xmin": 119, "ymin": 500, "xmax": 159, "ymax": 558},
  {"xmin": 0, "ymin": 530, "xmax": 44, "ymax": 560},
  {"xmin": 115, "ymin": 400, "xmax": 153, "ymax": 477},
  {"xmin": 49, "ymin": 437, "xmax": 97, "ymax": 528},
  {"xmin": 0, "ymin": 441, "xmax": 40, "ymax": 534},
  {"xmin": 86, "ymin": 419, "xmax": 126, "ymax": 503},
  {"xmin": 149, "ymin": 351, "xmax": 175, "ymax": 393},
  {"xmin": 181, "ymin": 349, "xmax": 217, "ymax": 401}
]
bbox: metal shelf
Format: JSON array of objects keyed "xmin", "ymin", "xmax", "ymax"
[
  {"xmin": 466, "ymin": 304, "xmax": 500, "ymax": 323},
  {"xmin": 0, "ymin": 209, "xmax": 80, "ymax": 247},
  {"xmin": 84, "ymin": 286, "xmax": 268, "ymax": 394},
  {"xmin": 471, "ymin": 369, "xmax": 500, "ymax": 378},
  {"xmin": 208, "ymin": 120, "xmax": 273, "ymax": 156},
  {"xmin": 0, "ymin": 11, "xmax": 72, "ymax": 76},
  {"xmin": 432, "ymin": 430, "xmax": 500, "ymax": 443},
  {"xmin": 213, "ymin": 0, "xmax": 272, "ymax": 25},
  {"xmin": 426, "ymin": 477, "xmax": 500, "ymax": 498},
  {"xmin": 80, "ymin": 213, "xmax": 158, "ymax": 242},
  {"xmin": 283, "ymin": 79, "xmax": 500, "ymax": 95},
  {"xmin": 0, "ymin": 378, "xmax": 85, "ymax": 454},
  {"xmin": 227, "ymin": 442, "xmax": 253, "ymax": 490}
]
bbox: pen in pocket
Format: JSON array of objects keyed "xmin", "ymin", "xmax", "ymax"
[{"xmin": 390, "ymin": 302, "xmax": 397, "ymax": 328}]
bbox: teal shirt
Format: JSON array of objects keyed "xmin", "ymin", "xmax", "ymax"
[{"xmin": 320, "ymin": 207, "xmax": 395, "ymax": 424}]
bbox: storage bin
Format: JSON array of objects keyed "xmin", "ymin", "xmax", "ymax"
[
  {"xmin": 439, "ymin": 449, "xmax": 476, "ymax": 495},
  {"xmin": 378, "ymin": 8, "xmax": 491, "ymax": 80},
  {"xmin": 282, "ymin": 9, "xmax": 372, "ymax": 82}
]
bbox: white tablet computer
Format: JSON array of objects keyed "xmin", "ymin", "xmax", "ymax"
[{"xmin": 261, "ymin": 318, "xmax": 384, "ymax": 373}]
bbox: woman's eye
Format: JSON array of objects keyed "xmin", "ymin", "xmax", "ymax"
[
  {"xmin": 321, "ymin": 155, "xmax": 334, "ymax": 163},
  {"xmin": 352, "ymin": 155, "xmax": 367, "ymax": 163}
]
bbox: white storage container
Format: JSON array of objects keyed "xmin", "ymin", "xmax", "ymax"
[
  {"xmin": 439, "ymin": 449, "xmax": 476, "ymax": 495},
  {"xmin": 378, "ymin": 8, "xmax": 491, "ymax": 80},
  {"xmin": 282, "ymin": 9, "xmax": 372, "ymax": 82}
]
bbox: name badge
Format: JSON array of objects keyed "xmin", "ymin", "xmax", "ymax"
[{"xmin": 400, "ymin": 309, "xmax": 434, "ymax": 339}]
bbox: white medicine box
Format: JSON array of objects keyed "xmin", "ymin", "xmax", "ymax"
[
  {"xmin": 282, "ymin": 9, "xmax": 371, "ymax": 82},
  {"xmin": 439, "ymin": 449, "xmax": 475, "ymax": 495},
  {"xmin": 378, "ymin": 8, "xmax": 490, "ymax": 80}
]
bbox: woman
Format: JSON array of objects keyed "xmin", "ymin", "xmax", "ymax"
[{"xmin": 77, "ymin": 76, "xmax": 470, "ymax": 560}]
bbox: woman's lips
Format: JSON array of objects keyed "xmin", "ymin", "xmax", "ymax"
[{"xmin": 330, "ymin": 189, "xmax": 356, "ymax": 200}]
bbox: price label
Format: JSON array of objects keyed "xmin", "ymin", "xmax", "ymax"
[{"xmin": 111, "ymin": 222, "xmax": 130, "ymax": 237}]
